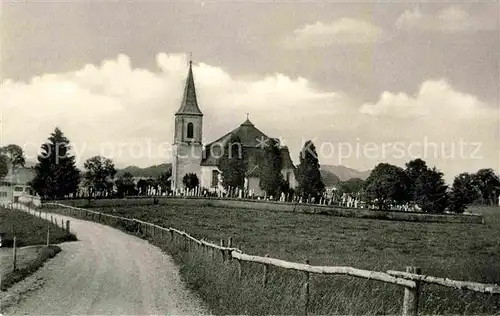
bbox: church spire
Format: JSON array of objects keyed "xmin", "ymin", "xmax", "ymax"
[{"xmin": 176, "ymin": 57, "xmax": 203, "ymax": 116}]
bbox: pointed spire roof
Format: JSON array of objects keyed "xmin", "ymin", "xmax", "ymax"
[
  {"xmin": 241, "ymin": 113, "xmax": 254, "ymax": 127},
  {"xmin": 176, "ymin": 60, "xmax": 203, "ymax": 116}
]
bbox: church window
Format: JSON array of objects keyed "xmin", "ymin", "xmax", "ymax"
[
  {"xmin": 187, "ymin": 122, "xmax": 194, "ymax": 139},
  {"xmin": 286, "ymin": 172, "xmax": 291, "ymax": 183},
  {"xmin": 211, "ymin": 170, "xmax": 219, "ymax": 188}
]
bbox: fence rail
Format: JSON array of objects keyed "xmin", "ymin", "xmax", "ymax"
[{"xmin": 39, "ymin": 202, "xmax": 500, "ymax": 315}]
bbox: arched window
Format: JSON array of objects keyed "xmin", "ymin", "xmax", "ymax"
[{"xmin": 187, "ymin": 122, "xmax": 194, "ymax": 139}]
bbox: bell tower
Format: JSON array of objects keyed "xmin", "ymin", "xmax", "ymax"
[{"xmin": 171, "ymin": 59, "xmax": 203, "ymax": 191}]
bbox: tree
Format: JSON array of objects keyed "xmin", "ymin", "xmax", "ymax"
[
  {"xmin": 83, "ymin": 156, "xmax": 116, "ymax": 197},
  {"xmin": 473, "ymin": 169, "xmax": 500, "ymax": 205},
  {"xmin": 259, "ymin": 138, "xmax": 284, "ymax": 198},
  {"xmin": 296, "ymin": 140, "xmax": 325, "ymax": 202},
  {"xmin": 157, "ymin": 170, "xmax": 172, "ymax": 194},
  {"xmin": 1, "ymin": 144, "xmax": 26, "ymax": 169},
  {"xmin": 0, "ymin": 154, "xmax": 8, "ymax": 179},
  {"xmin": 413, "ymin": 167, "xmax": 449, "ymax": 213},
  {"xmin": 115, "ymin": 172, "xmax": 137, "ymax": 197},
  {"xmin": 218, "ymin": 134, "xmax": 246, "ymax": 190},
  {"xmin": 449, "ymin": 172, "xmax": 481, "ymax": 213},
  {"xmin": 30, "ymin": 128, "xmax": 81, "ymax": 199},
  {"xmin": 183, "ymin": 173, "xmax": 199, "ymax": 190},
  {"xmin": 146, "ymin": 178, "xmax": 157, "ymax": 195},
  {"xmin": 137, "ymin": 179, "xmax": 148, "ymax": 195},
  {"xmin": 405, "ymin": 158, "xmax": 428, "ymax": 201},
  {"xmin": 338, "ymin": 178, "xmax": 365, "ymax": 195},
  {"xmin": 364, "ymin": 163, "xmax": 410, "ymax": 210}
]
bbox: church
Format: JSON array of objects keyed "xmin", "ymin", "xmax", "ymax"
[{"xmin": 170, "ymin": 61, "xmax": 297, "ymax": 196}]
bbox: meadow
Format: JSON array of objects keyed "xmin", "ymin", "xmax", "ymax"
[
  {"xmin": 59, "ymin": 202, "xmax": 500, "ymax": 314},
  {"xmin": 0, "ymin": 208, "xmax": 77, "ymax": 247},
  {"xmin": 0, "ymin": 208, "xmax": 76, "ymax": 292}
]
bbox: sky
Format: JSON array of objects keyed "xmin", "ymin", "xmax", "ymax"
[{"xmin": 0, "ymin": 0, "xmax": 499, "ymax": 183}]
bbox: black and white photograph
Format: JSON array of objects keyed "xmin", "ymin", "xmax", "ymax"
[{"xmin": 0, "ymin": 1, "xmax": 499, "ymax": 315}]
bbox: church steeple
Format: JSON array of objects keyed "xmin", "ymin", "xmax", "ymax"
[{"xmin": 176, "ymin": 59, "xmax": 203, "ymax": 116}]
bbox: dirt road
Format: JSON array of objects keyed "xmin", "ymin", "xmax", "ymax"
[{"xmin": 2, "ymin": 212, "xmax": 208, "ymax": 315}]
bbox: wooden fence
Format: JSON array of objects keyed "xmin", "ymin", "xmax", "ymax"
[
  {"xmin": 40, "ymin": 202, "xmax": 500, "ymax": 315},
  {"xmin": 5, "ymin": 203, "xmax": 72, "ymax": 273}
]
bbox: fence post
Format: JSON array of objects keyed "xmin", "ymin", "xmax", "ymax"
[
  {"xmin": 262, "ymin": 254, "xmax": 270, "ymax": 286},
  {"xmin": 303, "ymin": 259, "xmax": 310, "ymax": 316},
  {"xmin": 227, "ymin": 237, "xmax": 233, "ymax": 262},
  {"xmin": 46, "ymin": 227, "xmax": 50, "ymax": 246},
  {"xmin": 402, "ymin": 266, "xmax": 421, "ymax": 316},
  {"xmin": 220, "ymin": 239, "xmax": 226, "ymax": 262},
  {"xmin": 12, "ymin": 236, "xmax": 17, "ymax": 272},
  {"xmin": 66, "ymin": 220, "xmax": 70, "ymax": 234},
  {"xmin": 237, "ymin": 257, "xmax": 242, "ymax": 280}
]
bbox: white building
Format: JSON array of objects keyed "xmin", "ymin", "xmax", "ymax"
[
  {"xmin": 0, "ymin": 166, "xmax": 36, "ymax": 206},
  {"xmin": 170, "ymin": 61, "xmax": 297, "ymax": 195}
]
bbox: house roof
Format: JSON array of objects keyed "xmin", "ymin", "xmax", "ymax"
[
  {"xmin": 3, "ymin": 167, "xmax": 36, "ymax": 185},
  {"xmin": 206, "ymin": 118, "xmax": 270, "ymax": 149},
  {"xmin": 201, "ymin": 119, "xmax": 296, "ymax": 175},
  {"xmin": 280, "ymin": 147, "xmax": 296, "ymax": 170},
  {"xmin": 175, "ymin": 61, "xmax": 203, "ymax": 116},
  {"xmin": 201, "ymin": 118, "xmax": 270, "ymax": 167}
]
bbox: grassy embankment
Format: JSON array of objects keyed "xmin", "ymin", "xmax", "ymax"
[
  {"xmin": 0, "ymin": 208, "xmax": 77, "ymax": 291},
  {"xmin": 52, "ymin": 202, "xmax": 500, "ymax": 315}
]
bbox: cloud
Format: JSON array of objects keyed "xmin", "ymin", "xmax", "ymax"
[
  {"xmin": 282, "ymin": 18, "xmax": 385, "ymax": 49},
  {"xmin": 395, "ymin": 6, "xmax": 496, "ymax": 32},
  {"xmin": 0, "ymin": 53, "xmax": 345, "ymax": 168},
  {"xmin": 0, "ymin": 53, "xmax": 497, "ymax": 183},
  {"xmin": 358, "ymin": 80, "xmax": 499, "ymax": 181},
  {"xmin": 360, "ymin": 80, "xmax": 493, "ymax": 119}
]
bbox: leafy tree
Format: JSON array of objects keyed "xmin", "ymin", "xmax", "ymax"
[
  {"xmin": 30, "ymin": 128, "xmax": 81, "ymax": 199},
  {"xmin": 405, "ymin": 158, "xmax": 428, "ymax": 201},
  {"xmin": 219, "ymin": 134, "xmax": 246, "ymax": 190},
  {"xmin": 259, "ymin": 138, "xmax": 284, "ymax": 198},
  {"xmin": 146, "ymin": 178, "xmax": 157, "ymax": 195},
  {"xmin": 137, "ymin": 179, "xmax": 148, "ymax": 195},
  {"xmin": 279, "ymin": 179, "xmax": 293, "ymax": 198},
  {"xmin": 83, "ymin": 156, "xmax": 116, "ymax": 197},
  {"xmin": 0, "ymin": 154, "xmax": 8, "ymax": 179},
  {"xmin": 1, "ymin": 144, "xmax": 26, "ymax": 169},
  {"xmin": 449, "ymin": 172, "xmax": 481, "ymax": 213},
  {"xmin": 183, "ymin": 173, "xmax": 199, "ymax": 190},
  {"xmin": 338, "ymin": 178, "xmax": 365, "ymax": 195},
  {"xmin": 296, "ymin": 140, "xmax": 325, "ymax": 201},
  {"xmin": 157, "ymin": 170, "xmax": 172, "ymax": 194},
  {"xmin": 115, "ymin": 172, "xmax": 137, "ymax": 197},
  {"xmin": 364, "ymin": 163, "xmax": 410, "ymax": 210},
  {"xmin": 413, "ymin": 167, "xmax": 449, "ymax": 213},
  {"xmin": 473, "ymin": 168, "xmax": 500, "ymax": 205}
]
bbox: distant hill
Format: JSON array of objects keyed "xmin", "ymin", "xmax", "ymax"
[
  {"xmin": 114, "ymin": 163, "xmax": 370, "ymax": 184},
  {"xmin": 116, "ymin": 163, "xmax": 171, "ymax": 178},
  {"xmin": 320, "ymin": 165, "xmax": 371, "ymax": 182}
]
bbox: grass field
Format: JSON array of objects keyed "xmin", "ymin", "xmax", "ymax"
[
  {"xmin": 0, "ymin": 208, "xmax": 76, "ymax": 292},
  {"xmin": 56, "ymin": 203, "xmax": 500, "ymax": 315},
  {"xmin": 0, "ymin": 208, "xmax": 77, "ymax": 247}
]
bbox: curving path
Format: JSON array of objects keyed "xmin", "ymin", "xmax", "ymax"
[{"xmin": 3, "ymin": 211, "xmax": 208, "ymax": 315}]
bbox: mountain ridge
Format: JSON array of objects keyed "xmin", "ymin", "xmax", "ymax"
[{"xmin": 114, "ymin": 163, "xmax": 371, "ymax": 184}]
